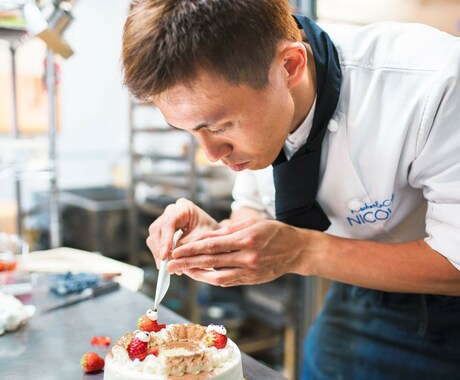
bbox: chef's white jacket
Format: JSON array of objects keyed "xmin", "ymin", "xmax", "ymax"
[{"xmin": 231, "ymin": 22, "xmax": 460, "ymax": 270}]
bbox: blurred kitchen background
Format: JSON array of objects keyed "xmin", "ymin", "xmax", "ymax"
[{"xmin": 0, "ymin": 0, "xmax": 458, "ymax": 378}]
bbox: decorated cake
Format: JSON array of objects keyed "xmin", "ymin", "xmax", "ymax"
[{"xmin": 104, "ymin": 308, "xmax": 243, "ymax": 380}]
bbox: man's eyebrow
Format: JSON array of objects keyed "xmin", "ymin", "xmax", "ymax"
[
  {"xmin": 166, "ymin": 110, "xmax": 229, "ymax": 132},
  {"xmin": 167, "ymin": 122, "xmax": 213, "ymax": 132}
]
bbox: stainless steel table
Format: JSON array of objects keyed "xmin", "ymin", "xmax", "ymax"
[{"xmin": 0, "ymin": 285, "xmax": 287, "ymax": 380}]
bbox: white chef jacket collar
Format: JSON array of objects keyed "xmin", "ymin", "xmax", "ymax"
[{"xmin": 284, "ymin": 96, "xmax": 317, "ymax": 160}]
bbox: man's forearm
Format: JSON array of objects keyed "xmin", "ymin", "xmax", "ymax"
[{"xmin": 299, "ymin": 231, "xmax": 460, "ymax": 296}]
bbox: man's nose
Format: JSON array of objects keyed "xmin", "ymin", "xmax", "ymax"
[{"xmin": 198, "ymin": 137, "xmax": 232, "ymax": 163}]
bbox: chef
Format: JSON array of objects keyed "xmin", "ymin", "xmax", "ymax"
[{"xmin": 122, "ymin": 0, "xmax": 460, "ymax": 378}]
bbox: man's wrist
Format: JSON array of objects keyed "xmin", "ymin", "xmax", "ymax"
[{"xmin": 294, "ymin": 228, "xmax": 330, "ymax": 277}]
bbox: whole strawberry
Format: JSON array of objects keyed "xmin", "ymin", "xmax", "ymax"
[
  {"xmin": 80, "ymin": 352, "xmax": 105, "ymax": 373},
  {"xmin": 127, "ymin": 331, "xmax": 150, "ymax": 361},
  {"xmin": 204, "ymin": 324, "xmax": 228, "ymax": 349},
  {"xmin": 138, "ymin": 308, "xmax": 166, "ymax": 333}
]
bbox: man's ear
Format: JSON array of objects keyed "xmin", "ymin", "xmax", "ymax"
[{"xmin": 281, "ymin": 42, "xmax": 307, "ymax": 88}]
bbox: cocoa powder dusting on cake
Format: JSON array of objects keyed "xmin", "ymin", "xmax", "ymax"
[
  {"xmin": 162, "ymin": 341, "xmax": 199, "ymax": 351},
  {"xmin": 186, "ymin": 324, "xmax": 207, "ymax": 340},
  {"xmin": 148, "ymin": 331, "xmax": 162, "ymax": 347},
  {"xmin": 118, "ymin": 332, "xmax": 134, "ymax": 348},
  {"xmin": 170, "ymin": 324, "xmax": 206, "ymax": 341},
  {"xmin": 106, "ymin": 332, "xmax": 134, "ymax": 358},
  {"xmin": 168, "ymin": 369, "xmax": 217, "ymax": 380}
]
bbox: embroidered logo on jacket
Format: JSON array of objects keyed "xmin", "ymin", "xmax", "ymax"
[{"xmin": 347, "ymin": 194, "xmax": 394, "ymax": 226}]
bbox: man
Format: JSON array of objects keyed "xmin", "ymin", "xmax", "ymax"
[{"xmin": 122, "ymin": 0, "xmax": 460, "ymax": 378}]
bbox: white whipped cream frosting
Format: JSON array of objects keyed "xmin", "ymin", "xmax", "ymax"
[
  {"xmin": 135, "ymin": 331, "xmax": 150, "ymax": 342},
  {"xmin": 206, "ymin": 324, "xmax": 227, "ymax": 335},
  {"xmin": 146, "ymin": 308, "xmax": 158, "ymax": 321}
]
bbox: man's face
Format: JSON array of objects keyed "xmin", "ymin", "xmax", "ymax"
[{"xmin": 153, "ymin": 66, "xmax": 295, "ymax": 171}]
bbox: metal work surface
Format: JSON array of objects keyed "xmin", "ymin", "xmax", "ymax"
[{"xmin": 0, "ymin": 286, "xmax": 287, "ymax": 380}]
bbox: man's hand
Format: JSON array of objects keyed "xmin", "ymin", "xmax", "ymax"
[
  {"xmin": 146, "ymin": 198, "xmax": 220, "ymax": 267},
  {"xmin": 167, "ymin": 218, "xmax": 313, "ymax": 286}
]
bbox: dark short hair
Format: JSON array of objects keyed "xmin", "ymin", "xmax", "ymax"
[{"xmin": 122, "ymin": 0, "xmax": 301, "ymax": 100}]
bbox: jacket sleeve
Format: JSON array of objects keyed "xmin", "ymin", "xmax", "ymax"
[
  {"xmin": 409, "ymin": 41, "xmax": 460, "ymax": 270},
  {"xmin": 231, "ymin": 169, "xmax": 274, "ymax": 219}
]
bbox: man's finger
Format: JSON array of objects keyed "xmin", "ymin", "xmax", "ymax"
[
  {"xmin": 167, "ymin": 251, "xmax": 240, "ymax": 273},
  {"xmin": 172, "ymin": 231, "xmax": 251, "ymax": 258},
  {"xmin": 159, "ymin": 223, "xmax": 177, "ymax": 260},
  {"xmin": 197, "ymin": 218, "xmax": 256, "ymax": 240},
  {"xmin": 184, "ymin": 268, "xmax": 241, "ymax": 287}
]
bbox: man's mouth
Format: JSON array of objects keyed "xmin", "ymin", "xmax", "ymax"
[{"xmin": 225, "ymin": 161, "xmax": 249, "ymax": 171}]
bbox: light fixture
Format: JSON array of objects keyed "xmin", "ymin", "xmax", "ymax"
[
  {"xmin": 0, "ymin": 0, "xmax": 75, "ymax": 58},
  {"xmin": 23, "ymin": 0, "xmax": 74, "ymax": 58}
]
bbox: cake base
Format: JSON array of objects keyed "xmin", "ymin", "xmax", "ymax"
[{"xmin": 104, "ymin": 324, "xmax": 243, "ymax": 380}]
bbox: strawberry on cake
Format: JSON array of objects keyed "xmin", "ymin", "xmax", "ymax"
[{"xmin": 104, "ymin": 308, "xmax": 243, "ymax": 380}]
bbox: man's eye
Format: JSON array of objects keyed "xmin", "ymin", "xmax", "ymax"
[{"xmin": 209, "ymin": 125, "xmax": 231, "ymax": 135}]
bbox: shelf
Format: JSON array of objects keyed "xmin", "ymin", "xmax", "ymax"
[
  {"xmin": 131, "ymin": 152, "xmax": 188, "ymax": 162},
  {"xmin": 132, "ymin": 127, "xmax": 177, "ymax": 133},
  {"xmin": 0, "ymin": 25, "xmax": 28, "ymax": 44},
  {"xmin": 133, "ymin": 174, "xmax": 192, "ymax": 190},
  {"xmin": 0, "ymin": 166, "xmax": 53, "ymax": 181},
  {"xmin": 136, "ymin": 202, "xmax": 168, "ymax": 216}
]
